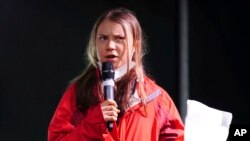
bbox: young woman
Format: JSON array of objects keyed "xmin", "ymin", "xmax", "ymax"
[{"xmin": 48, "ymin": 7, "xmax": 184, "ymax": 141}]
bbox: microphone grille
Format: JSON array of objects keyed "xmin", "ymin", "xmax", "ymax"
[{"xmin": 101, "ymin": 62, "xmax": 114, "ymax": 80}]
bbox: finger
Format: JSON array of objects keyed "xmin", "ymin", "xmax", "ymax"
[
  {"xmin": 101, "ymin": 105, "xmax": 120, "ymax": 113},
  {"xmin": 103, "ymin": 110, "xmax": 118, "ymax": 117},
  {"xmin": 103, "ymin": 115, "xmax": 118, "ymax": 122},
  {"xmin": 101, "ymin": 99, "xmax": 118, "ymax": 107},
  {"xmin": 107, "ymin": 99, "xmax": 118, "ymax": 107}
]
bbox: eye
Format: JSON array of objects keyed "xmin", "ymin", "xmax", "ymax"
[
  {"xmin": 97, "ymin": 35, "xmax": 107, "ymax": 41},
  {"xmin": 115, "ymin": 36, "xmax": 125, "ymax": 42}
]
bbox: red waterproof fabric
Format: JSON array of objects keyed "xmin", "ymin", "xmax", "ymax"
[{"xmin": 48, "ymin": 76, "xmax": 184, "ymax": 141}]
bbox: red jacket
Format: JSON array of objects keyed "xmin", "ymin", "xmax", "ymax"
[{"xmin": 48, "ymin": 76, "xmax": 184, "ymax": 141}]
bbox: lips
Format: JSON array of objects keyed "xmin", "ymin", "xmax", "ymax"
[
  {"xmin": 104, "ymin": 54, "xmax": 118, "ymax": 62},
  {"xmin": 106, "ymin": 55, "xmax": 117, "ymax": 58}
]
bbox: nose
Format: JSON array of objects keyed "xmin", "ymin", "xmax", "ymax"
[{"xmin": 106, "ymin": 40, "xmax": 116, "ymax": 51}]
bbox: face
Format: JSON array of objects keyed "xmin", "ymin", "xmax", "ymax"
[{"xmin": 96, "ymin": 19, "xmax": 134, "ymax": 69}]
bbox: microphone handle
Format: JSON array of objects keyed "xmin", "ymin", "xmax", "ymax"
[
  {"xmin": 104, "ymin": 85, "xmax": 114, "ymax": 131},
  {"xmin": 104, "ymin": 85, "xmax": 114, "ymax": 100}
]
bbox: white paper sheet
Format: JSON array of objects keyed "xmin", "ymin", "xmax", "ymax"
[{"xmin": 185, "ymin": 99, "xmax": 233, "ymax": 141}]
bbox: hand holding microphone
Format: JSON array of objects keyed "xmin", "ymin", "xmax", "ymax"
[{"xmin": 101, "ymin": 62, "xmax": 120, "ymax": 131}]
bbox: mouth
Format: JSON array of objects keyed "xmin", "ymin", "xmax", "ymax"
[
  {"xmin": 104, "ymin": 55, "xmax": 118, "ymax": 62},
  {"xmin": 105, "ymin": 55, "xmax": 117, "ymax": 59}
]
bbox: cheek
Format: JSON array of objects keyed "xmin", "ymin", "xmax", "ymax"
[
  {"xmin": 96, "ymin": 49, "xmax": 100, "ymax": 59},
  {"xmin": 96, "ymin": 41, "xmax": 106, "ymax": 53},
  {"xmin": 96, "ymin": 46, "xmax": 103, "ymax": 61}
]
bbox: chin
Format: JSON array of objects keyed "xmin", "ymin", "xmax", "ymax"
[{"xmin": 113, "ymin": 63, "xmax": 122, "ymax": 69}]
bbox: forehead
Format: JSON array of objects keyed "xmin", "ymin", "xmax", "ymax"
[{"xmin": 97, "ymin": 19, "xmax": 131, "ymax": 35}]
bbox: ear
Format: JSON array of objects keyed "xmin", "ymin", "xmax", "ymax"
[
  {"xmin": 132, "ymin": 48, "xmax": 135, "ymax": 55},
  {"xmin": 132, "ymin": 45, "xmax": 136, "ymax": 54},
  {"xmin": 131, "ymin": 47, "xmax": 136, "ymax": 60},
  {"xmin": 131, "ymin": 47, "xmax": 135, "ymax": 58}
]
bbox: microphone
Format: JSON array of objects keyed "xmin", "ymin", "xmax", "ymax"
[{"xmin": 101, "ymin": 62, "xmax": 115, "ymax": 131}]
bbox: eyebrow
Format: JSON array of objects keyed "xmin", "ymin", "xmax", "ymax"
[
  {"xmin": 97, "ymin": 33, "xmax": 124, "ymax": 35},
  {"xmin": 97, "ymin": 34, "xmax": 106, "ymax": 36},
  {"xmin": 97, "ymin": 34, "xmax": 125, "ymax": 37},
  {"xmin": 114, "ymin": 34, "xmax": 125, "ymax": 37}
]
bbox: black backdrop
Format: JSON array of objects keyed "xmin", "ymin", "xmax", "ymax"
[
  {"xmin": 189, "ymin": 0, "xmax": 250, "ymax": 124},
  {"xmin": 0, "ymin": 0, "xmax": 249, "ymax": 140}
]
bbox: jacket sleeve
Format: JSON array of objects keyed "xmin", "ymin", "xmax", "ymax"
[
  {"xmin": 48, "ymin": 84, "xmax": 108, "ymax": 141},
  {"xmin": 156, "ymin": 88, "xmax": 184, "ymax": 141}
]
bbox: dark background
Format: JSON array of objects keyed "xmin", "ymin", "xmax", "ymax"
[{"xmin": 0, "ymin": 0, "xmax": 249, "ymax": 140}]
